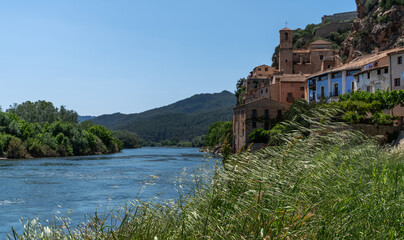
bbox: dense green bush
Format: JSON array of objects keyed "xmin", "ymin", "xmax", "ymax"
[
  {"xmin": 204, "ymin": 121, "xmax": 232, "ymax": 147},
  {"xmin": 0, "ymin": 109, "xmax": 122, "ymax": 159},
  {"xmin": 112, "ymin": 130, "xmax": 142, "ymax": 149},
  {"xmin": 335, "ymin": 90, "xmax": 404, "ymax": 125}
]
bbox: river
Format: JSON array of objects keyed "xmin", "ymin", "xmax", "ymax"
[{"xmin": 0, "ymin": 147, "xmax": 220, "ymax": 236}]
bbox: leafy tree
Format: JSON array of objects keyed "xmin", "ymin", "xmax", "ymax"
[
  {"xmin": 0, "ymin": 104, "xmax": 122, "ymax": 159},
  {"xmin": 7, "ymin": 100, "xmax": 78, "ymax": 124},
  {"xmin": 335, "ymin": 90, "xmax": 404, "ymax": 125},
  {"xmin": 113, "ymin": 130, "xmax": 142, "ymax": 149},
  {"xmin": 235, "ymin": 78, "xmax": 246, "ymax": 106},
  {"xmin": 205, "ymin": 121, "xmax": 233, "ymax": 147}
]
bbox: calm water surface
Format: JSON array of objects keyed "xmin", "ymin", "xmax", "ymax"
[{"xmin": 0, "ymin": 147, "xmax": 220, "ymax": 236}]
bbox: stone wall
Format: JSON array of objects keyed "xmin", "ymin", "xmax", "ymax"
[
  {"xmin": 316, "ymin": 21, "xmax": 352, "ymax": 39},
  {"xmin": 351, "ymin": 124, "xmax": 401, "ymax": 144},
  {"xmin": 321, "ymin": 11, "xmax": 357, "ymax": 23}
]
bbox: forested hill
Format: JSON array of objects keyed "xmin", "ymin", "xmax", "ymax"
[{"xmin": 91, "ymin": 91, "xmax": 235, "ymax": 144}]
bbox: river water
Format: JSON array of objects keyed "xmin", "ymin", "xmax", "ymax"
[{"xmin": 0, "ymin": 147, "xmax": 220, "ymax": 236}]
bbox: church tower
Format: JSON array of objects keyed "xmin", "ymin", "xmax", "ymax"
[{"xmin": 279, "ymin": 28, "xmax": 293, "ymax": 74}]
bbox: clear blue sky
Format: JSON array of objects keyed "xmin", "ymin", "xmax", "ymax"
[{"xmin": 0, "ymin": 0, "xmax": 356, "ymax": 116}]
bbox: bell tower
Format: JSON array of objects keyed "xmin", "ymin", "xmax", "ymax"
[{"xmin": 279, "ymin": 28, "xmax": 293, "ymax": 74}]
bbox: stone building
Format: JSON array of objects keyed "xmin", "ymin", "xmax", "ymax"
[
  {"xmin": 233, "ymin": 98, "xmax": 290, "ymax": 151},
  {"xmin": 279, "ymin": 28, "xmax": 340, "ymax": 75},
  {"xmin": 270, "ymin": 74, "xmax": 308, "ymax": 103},
  {"xmin": 247, "ymin": 64, "xmax": 276, "ymax": 79}
]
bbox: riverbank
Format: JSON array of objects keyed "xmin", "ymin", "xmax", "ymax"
[{"xmin": 9, "ymin": 110, "xmax": 404, "ymax": 239}]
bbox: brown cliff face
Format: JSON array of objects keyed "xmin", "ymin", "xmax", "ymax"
[{"xmin": 340, "ymin": 0, "xmax": 404, "ymax": 61}]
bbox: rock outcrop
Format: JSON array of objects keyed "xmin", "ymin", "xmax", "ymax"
[{"xmin": 340, "ymin": 0, "xmax": 404, "ymax": 61}]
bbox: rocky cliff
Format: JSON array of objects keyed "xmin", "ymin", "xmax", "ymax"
[{"xmin": 340, "ymin": 0, "xmax": 404, "ymax": 61}]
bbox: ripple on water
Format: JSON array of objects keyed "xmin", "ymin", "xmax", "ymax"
[{"xmin": 0, "ymin": 199, "xmax": 25, "ymax": 206}]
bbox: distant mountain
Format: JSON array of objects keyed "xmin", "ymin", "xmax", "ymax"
[
  {"xmin": 78, "ymin": 115, "xmax": 96, "ymax": 123},
  {"xmin": 91, "ymin": 91, "xmax": 235, "ymax": 143}
]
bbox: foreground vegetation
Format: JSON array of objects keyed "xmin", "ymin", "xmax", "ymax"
[
  {"xmin": 9, "ymin": 105, "xmax": 403, "ymax": 239},
  {"xmin": 0, "ymin": 101, "xmax": 122, "ymax": 158}
]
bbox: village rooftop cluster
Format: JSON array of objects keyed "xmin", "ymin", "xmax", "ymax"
[{"xmin": 233, "ymin": 13, "xmax": 404, "ymax": 151}]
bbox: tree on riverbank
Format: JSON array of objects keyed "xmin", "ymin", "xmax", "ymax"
[{"xmin": 0, "ymin": 101, "xmax": 122, "ymax": 158}]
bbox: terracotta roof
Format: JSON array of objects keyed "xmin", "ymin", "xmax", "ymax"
[
  {"xmin": 309, "ymin": 40, "xmax": 333, "ymax": 45},
  {"xmin": 293, "ymin": 49, "xmax": 310, "ymax": 53},
  {"xmin": 308, "ymin": 48, "xmax": 403, "ymax": 78},
  {"xmin": 353, "ymin": 65, "xmax": 389, "ymax": 76},
  {"xmin": 387, "ymin": 47, "xmax": 404, "ymax": 55},
  {"xmin": 279, "ymin": 74, "xmax": 309, "ymax": 82},
  {"xmin": 311, "ymin": 49, "xmax": 336, "ymax": 52},
  {"xmin": 280, "ymin": 28, "xmax": 292, "ymax": 31},
  {"xmin": 253, "ymin": 64, "xmax": 271, "ymax": 69}
]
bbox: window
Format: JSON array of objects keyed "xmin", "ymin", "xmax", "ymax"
[
  {"xmin": 277, "ymin": 110, "xmax": 282, "ymax": 119},
  {"xmin": 291, "ymin": 83, "xmax": 294, "ymax": 87},
  {"xmin": 398, "ymin": 56, "xmax": 403, "ymax": 64},
  {"xmin": 384, "ymin": 68, "xmax": 388, "ymax": 74},
  {"xmin": 320, "ymin": 86, "xmax": 325, "ymax": 98},
  {"xmin": 261, "ymin": 89, "xmax": 263, "ymax": 94},
  {"xmin": 258, "ymin": 68, "xmax": 261, "ymax": 71},
  {"xmin": 333, "ymin": 83, "xmax": 339, "ymax": 97},
  {"xmin": 320, "ymin": 55, "xmax": 324, "ymax": 60},
  {"xmin": 300, "ymin": 83, "xmax": 305, "ymax": 91},
  {"xmin": 285, "ymin": 59, "xmax": 288, "ymax": 63},
  {"xmin": 287, "ymin": 92, "xmax": 294, "ymax": 103},
  {"xmin": 367, "ymin": 86, "xmax": 372, "ymax": 92},
  {"xmin": 252, "ymin": 121, "xmax": 256, "ymax": 128},
  {"xmin": 252, "ymin": 109, "xmax": 257, "ymax": 118},
  {"xmin": 265, "ymin": 67, "xmax": 268, "ymax": 71},
  {"xmin": 285, "ymin": 32, "xmax": 289, "ymax": 41},
  {"xmin": 264, "ymin": 122, "xmax": 269, "ymax": 130},
  {"xmin": 395, "ymin": 78, "xmax": 401, "ymax": 87},
  {"xmin": 328, "ymin": 65, "xmax": 331, "ymax": 69},
  {"xmin": 265, "ymin": 110, "xmax": 269, "ymax": 119},
  {"xmin": 351, "ymin": 81, "xmax": 354, "ymax": 92},
  {"xmin": 367, "ymin": 72, "xmax": 370, "ymax": 79},
  {"xmin": 377, "ymin": 69, "xmax": 381, "ymax": 75},
  {"xmin": 266, "ymin": 88, "xmax": 268, "ymax": 93}
]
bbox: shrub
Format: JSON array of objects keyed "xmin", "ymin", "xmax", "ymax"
[{"xmin": 6, "ymin": 137, "xmax": 28, "ymax": 159}]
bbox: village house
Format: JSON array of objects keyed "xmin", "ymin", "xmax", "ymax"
[
  {"xmin": 389, "ymin": 48, "xmax": 404, "ymax": 121},
  {"xmin": 233, "ymin": 98, "xmax": 290, "ymax": 151},
  {"xmin": 307, "ymin": 48, "xmax": 402, "ymax": 102}
]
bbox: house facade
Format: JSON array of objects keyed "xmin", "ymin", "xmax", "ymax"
[
  {"xmin": 233, "ymin": 98, "xmax": 290, "ymax": 151},
  {"xmin": 389, "ymin": 49, "xmax": 404, "ymax": 121}
]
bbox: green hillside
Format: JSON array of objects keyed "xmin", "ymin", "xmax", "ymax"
[{"xmin": 91, "ymin": 91, "xmax": 235, "ymax": 144}]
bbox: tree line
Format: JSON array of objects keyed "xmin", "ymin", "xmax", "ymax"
[{"xmin": 0, "ymin": 101, "xmax": 123, "ymax": 159}]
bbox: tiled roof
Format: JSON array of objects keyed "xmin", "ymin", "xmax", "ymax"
[
  {"xmin": 309, "ymin": 40, "xmax": 333, "ymax": 45},
  {"xmin": 279, "ymin": 74, "xmax": 310, "ymax": 82},
  {"xmin": 309, "ymin": 47, "xmax": 404, "ymax": 78},
  {"xmin": 353, "ymin": 65, "xmax": 388, "ymax": 76},
  {"xmin": 280, "ymin": 28, "xmax": 292, "ymax": 31}
]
